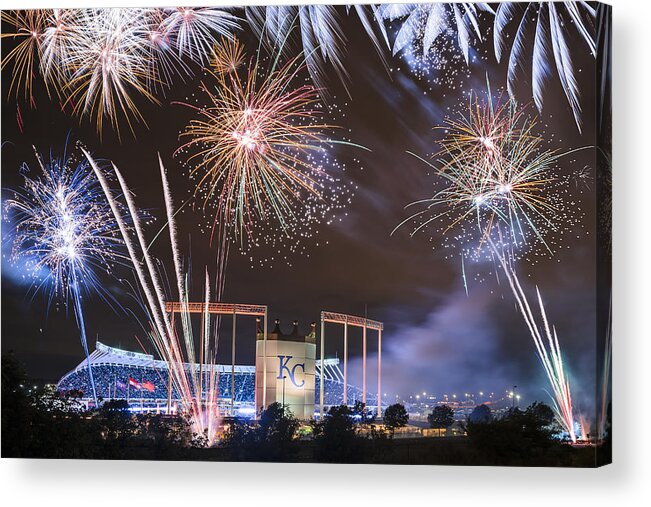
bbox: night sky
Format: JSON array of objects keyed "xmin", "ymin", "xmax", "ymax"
[{"xmin": 1, "ymin": 6, "xmax": 599, "ymax": 409}]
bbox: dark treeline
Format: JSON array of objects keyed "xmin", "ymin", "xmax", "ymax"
[{"xmin": 2, "ymin": 354, "xmax": 608, "ymax": 466}]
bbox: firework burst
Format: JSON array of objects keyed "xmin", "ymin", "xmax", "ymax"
[
  {"xmin": 395, "ymin": 89, "xmax": 583, "ymax": 266},
  {"xmin": 245, "ymin": 5, "xmax": 390, "ymax": 96},
  {"xmin": 210, "ymin": 37, "xmax": 245, "ymax": 75},
  {"xmin": 4, "ymin": 146, "xmax": 125, "ymax": 404},
  {"xmin": 0, "ymin": 7, "xmax": 239, "ymax": 136},
  {"xmin": 0, "ymin": 10, "xmax": 46, "ymax": 101},
  {"xmin": 177, "ymin": 42, "xmax": 358, "ymax": 264}
]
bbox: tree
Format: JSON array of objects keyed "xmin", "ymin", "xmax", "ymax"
[
  {"xmin": 140, "ymin": 413, "xmax": 193, "ymax": 452},
  {"xmin": 258, "ymin": 402, "xmax": 299, "ymax": 448},
  {"xmin": 96, "ymin": 399, "xmax": 140, "ymax": 457},
  {"xmin": 350, "ymin": 400, "xmax": 375, "ymax": 424},
  {"xmin": 468, "ymin": 404, "xmax": 492, "ymax": 424},
  {"xmin": 525, "ymin": 401, "xmax": 555, "ymax": 427},
  {"xmin": 222, "ymin": 402, "xmax": 299, "ymax": 461},
  {"xmin": 311, "ymin": 405, "xmax": 364, "ymax": 463},
  {"xmin": 466, "ymin": 402, "xmax": 565, "ymax": 465},
  {"xmin": 1, "ymin": 352, "xmax": 100, "ymax": 458},
  {"xmin": 100, "ymin": 399, "xmax": 130, "ymax": 413},
  {"xmin": 428, "ymin": 405, "xmax": 455, "ymax": 436},
  {"xmin": 382, "ymin": 403, "xmax": 409, "ymax": 435}
]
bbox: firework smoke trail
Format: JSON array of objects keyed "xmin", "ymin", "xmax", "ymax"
[
  {"xmin": 85, "ymin": 150, "xmax": 221, "ymax": 443},
  {"xmin": 159, "ymin": 155, "xmax": 195, "ymax": 369},
  {"xmin": 395, "ymin": 88, "xmax": 584, "ymax": 440},
  {"xmin": 579, "ymin": 413, "xmax": 590, "ymax": 442},
  {"xmin": 5, "ymin": 147, "xmax": 125, "ymax": 405},
  {"xmin": 1, "ymin": 8, "xmax": 238, "ymax": 135}
]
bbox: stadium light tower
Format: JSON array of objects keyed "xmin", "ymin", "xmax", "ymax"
[
  {"xmin": 319, "ymin": 311, "xmax": 383, "ymax": 419},
  {"xmin": 165, "ymin": 301, "xmax": 268, "ymax": 417}
]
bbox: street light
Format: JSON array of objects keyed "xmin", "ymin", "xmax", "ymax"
[{"xmin": 282, "ymin": 375, "xmax": 287, "ymax": 409}]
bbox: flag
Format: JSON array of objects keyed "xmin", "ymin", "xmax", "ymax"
[
  {"xmin": 142, "ymin": 380, "xmax": 155, "ymax": 392},
  {"xmin": 116, "ymin": 380, "xmax": 127, "ymax": 390},
  {"xmin": 128, "ymin": 378, "xmax": 141, "ymax": 389}
]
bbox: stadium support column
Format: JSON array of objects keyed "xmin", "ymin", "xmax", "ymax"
[
  {"xmin": 262, "ymin": 309, "xmax": 268, "ymax": 414},
  {"xmin": 343, "ymin": 317, "xmax": 348, "ymax": 406},
  {"xmin": 199, "ymin": 308, "xmax": 204, "ymax": 407},
  {"xmin": 320, "ymin": 317, "xmax": 325, "ymax": 419},
  {"xmin": 362, "ymin": 323, "xmax": 367, "ymax": 405},
  {"xmin": 140, "ymin": 368, "xmax": 144, "ymax": 413},
  {"xmin": 167, "ymin": 373, "xmax": 172, "ymax": 415},
  {"xmin": 377, "ymin": 328, "xmax": 382, "ymax": 418},
  {"xmin": 167, "ymin": 310, "xmax": 174, "ymax": 414},
  {"xmin": 231, "ymin": 308, "xmax": 236, "ymax": 415}
]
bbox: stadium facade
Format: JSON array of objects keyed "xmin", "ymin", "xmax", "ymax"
[{"xmin": 57, "ymin": 340, "xmax": 379, "ymax": 419}]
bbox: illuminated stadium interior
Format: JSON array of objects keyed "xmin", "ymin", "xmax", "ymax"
[{"xmin": 57, "ymin": 342, "xmax": 379, "ymax": 417}]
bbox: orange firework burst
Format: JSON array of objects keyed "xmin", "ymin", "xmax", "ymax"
[
  {"xmin": 210, "ymin": 37, "xmax": 245, "ymax": 75},
  {"xmin": 178, "ymin": 48, "xmax": 337, "ymax": 238},
  {"xmin": 1, "ymin": 8, "xmax": 238, "ymax": 136},
  {"xmin": 0, "ymin": 10, "xmax": 46, "ymax": 100}
]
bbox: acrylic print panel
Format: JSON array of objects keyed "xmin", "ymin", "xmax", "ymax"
[{"xmin": 0, "ymin": 2, "xmax": 611, "ymax": 466}]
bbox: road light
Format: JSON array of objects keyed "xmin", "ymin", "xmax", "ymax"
[{"xmin": 282, "ymin": 375, "xmax": 287, "ymax": 409}]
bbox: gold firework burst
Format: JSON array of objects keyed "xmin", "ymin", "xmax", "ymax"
[
  {"xmin": 178, "ymin": 51, "xmax": 336, "ymax": 237},
  {"xmin": 0, "ymin": 10, "xmax": 47, "ymax": 100},
  {"xmin": 210, "ymin": 37, "xmax": 245, "ymax": 75}
]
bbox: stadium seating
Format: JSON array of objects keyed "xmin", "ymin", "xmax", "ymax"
[{"xmin": 57, "ymin": 357, "xmax": 378, "ymax": 409}]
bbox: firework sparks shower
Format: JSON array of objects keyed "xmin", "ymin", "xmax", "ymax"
[
  {"xmin": 492, "ymin": 245, "xmax": 577, "ymax": 441},
  {"xmin": 85, "ymin": 149, "xmax": 222, "ymax": 443},
  {"xmin": 4, "ymin": 146, "xmax": 124, "ymax": 404}
]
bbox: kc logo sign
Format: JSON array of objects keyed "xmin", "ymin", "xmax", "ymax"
[{"xmin": 277, "ymin": 355, "xmax": 305, "ymax": 388}]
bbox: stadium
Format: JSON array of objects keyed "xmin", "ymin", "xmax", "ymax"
[{"xmin": 57, "ymin": 341, "xmax": 380, "ymax": 418}]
